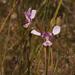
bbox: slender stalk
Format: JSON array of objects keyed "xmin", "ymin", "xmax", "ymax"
[
  {"xmin": 50, "ymin": 48, "xmax": 53, "ymax": 68},
  {"xmin": 27, "ymin": 31, "xmax": 32, "ymax": 75},
  {"xmin": 27, "ymin": 49, "xmax": 31, "ymax": 75},
  {"xmin": 44, "ymin": 47, "xmax": 49, "ymax": 75},
  {"xmin": 24, "ymin": 32, "xmax": 31, "ymax": 75}
]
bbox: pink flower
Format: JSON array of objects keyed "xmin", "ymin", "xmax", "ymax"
[
  {"xmin": 23, "ymin": 8, "xmax": 36, "ymax": 28},
  {"xmin": 31, "ymin": 26, "xmax": 61, "ymax": 47}
]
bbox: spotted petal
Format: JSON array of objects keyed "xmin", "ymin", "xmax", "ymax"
[
  {"xmin": 52, "ymin": 26, "xmax": 61, "ymax": 35},
  {"xmin": 43, "ymin": 40, "xmax": 52, "ymax": 47},
  {"xmin": 31, "ymin": 29, "xmax": 41, "ymax": 36},
  {"xmin": 30, "ymin": 10, "xmax": 36, "ymax": 19}
]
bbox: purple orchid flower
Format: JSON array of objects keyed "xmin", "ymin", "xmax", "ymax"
[
  {"xmin": 31, "ymin": 26, "xmax": 61, "ymax": 47},
  {"xmin": 23, "ymin": 8, "xmax": 36, "ymax": 28}
]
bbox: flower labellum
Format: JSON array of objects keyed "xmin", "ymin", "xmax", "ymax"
[
  {"xmin": 43, "ymin": 40, "xmax": 52, "ymax": 47},
  {"xmin": 31, "ymin": 26, "xmax": 61, "ymax": 47},
  {"xmin": 23, "ymin": 8, "xmax": 36, "ymax": 28},
  {"xmin": 41, "ymin": 32, "xmax": 53, "ymax": 46}
]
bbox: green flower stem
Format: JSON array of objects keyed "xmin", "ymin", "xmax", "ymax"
[{"xmin": 44, "ymin": 47, "xmax": 49, "ymax": 75}]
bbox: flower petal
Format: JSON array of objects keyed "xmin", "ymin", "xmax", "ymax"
[
  {"xmin": 43, "ymin": 40, "xmax": 52, "ymax": 47},
  {"xmin": 52, "ymin": 26, "xmax": 61, "ymax": 35},
  {"xmin": 27, "ymin": 8, "xmax": 32, "ymax": 13},
  {"xmin": 30, "ymin": 10, "xmax": 36, "ymax": 19},
  {"xmin": 25, "ymin": 8, "xmax": 31, "ymax": 17},
  {"xmin": 24, "ymin": 12, "xmax": 31, "ymax": 22},
  {"xmin": 31, "ymin": 29, "xmax": 41, "ymax": 36},
  {"xmin": 23, "ymin": 22, "xmax": 31, "ymax": 28}
]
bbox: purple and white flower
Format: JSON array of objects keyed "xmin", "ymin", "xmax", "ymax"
[
  {"xmin": 23, "ymin": 8, "xmax": 36, "ymax": 28},
  {"xmin": 31, "ymin": 26, "xmax": 61, "ymax": 47}
]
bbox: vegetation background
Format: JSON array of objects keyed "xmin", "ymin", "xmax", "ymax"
[{"xmin": 0, "ymin": 0, "xmax": 75, "ymax": 75}]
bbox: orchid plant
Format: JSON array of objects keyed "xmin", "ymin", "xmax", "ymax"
[
  {"xmin": 23, "ymin": 8, "xmax": 36, "ymax": 28},
  {"xmin": 31, "ymin": 26, "xmax": 61, "ymax": 47}
]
